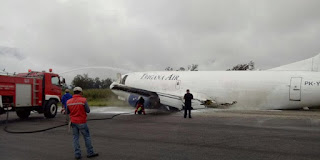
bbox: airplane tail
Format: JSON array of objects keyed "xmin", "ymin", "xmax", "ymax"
[{"xmin": 269, "ymin": 53, "xmax": 320, "ymax": 71}]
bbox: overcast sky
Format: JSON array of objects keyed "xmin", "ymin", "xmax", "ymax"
[{"xmin": 1, "ymin": 0, "xmax": 320, "ymax": 81}]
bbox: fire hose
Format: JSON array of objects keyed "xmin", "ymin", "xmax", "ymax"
[{"xmin": 2, "ymin": 111, "xmax": 131, "ymax": 134}]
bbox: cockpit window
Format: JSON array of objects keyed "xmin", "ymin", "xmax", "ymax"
[{"xmin": 121, "ymin": 75, "xmax": 128, "ymax": 85}]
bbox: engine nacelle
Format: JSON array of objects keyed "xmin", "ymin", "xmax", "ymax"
[
  {"xmin": 128, "ymin": 94, "xmax": 160, "ymax": 109},
  {"xmin": 110, "ymin": 83, "xmax": 161, "ymax": 109}
]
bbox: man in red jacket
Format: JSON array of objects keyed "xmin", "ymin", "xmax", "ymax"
[
  {"xmin": 67, "ymin": 87, "xmax": 99, "ymax": 159},
  {"xmin": 135, "ymin": 97, "xmax": 146, "ymax": 115}
]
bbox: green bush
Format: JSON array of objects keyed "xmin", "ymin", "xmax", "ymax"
[
  {"xmin": 81, "ymin": 89, "xmax": 117, "ymax": 100},
  {"xmin": 62, "ymin": 89, "xmax": 127, "ymax": 106}
]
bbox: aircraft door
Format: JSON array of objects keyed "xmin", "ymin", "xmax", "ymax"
[{"xmin": 289, "ymin": 77, "xmax": 302, "ymax": 101}]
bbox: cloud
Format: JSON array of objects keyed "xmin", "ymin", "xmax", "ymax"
[
  {"xmin": 0, "ymin": 0, "xmax": 320, "ymax": 79},
  {"xmin": 0, "ymin": 46, "xmax": 25, "ymax": 60}
]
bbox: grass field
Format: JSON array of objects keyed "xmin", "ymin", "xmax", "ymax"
[
  {"xmin": 86, "ymin": 98, "xmax": 128, "ymax": 106},
  {"xmin": 62, "ymin": 89, "xmax": 128, "ymax": 107}
]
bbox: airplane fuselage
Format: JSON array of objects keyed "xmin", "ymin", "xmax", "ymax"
[{"xmin": 111, "ymin": 71, "xmax": 320, "ymax": 110}]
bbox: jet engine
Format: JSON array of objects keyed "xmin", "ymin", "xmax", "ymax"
[
  {"xmin": 128, "ymin": 94, "xmax": 160, "ymax": 109},
  {"xmin": 110, "ymin": 83, "xmax": 161, "ymax": 109}
]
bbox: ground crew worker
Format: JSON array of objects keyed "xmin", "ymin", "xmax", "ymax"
[
  {"xmin": 135, "ymin": 97, "xmax": 146, "ymax": 115},
  {"xmin": 67, "ymin": 87, "xmax": 99, "ymax": 159},
  {"xmin": 184, "ymin": 89, "xmax": 193, "ymax": 118},
  {"xmin": 61, "ymin": 89, "xmax": 72, "ymax": 114}
]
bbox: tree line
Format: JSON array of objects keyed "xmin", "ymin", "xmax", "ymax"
[
  {"xmin": 165, "ymin": 64, "xmax": 199, "ymax": 71},
  {"xmin": 165, "ymin": 61, "xmax": 255, "ymax": 71},
  {"xmin": 226, "ymin": 61, "xmax": 255, "ymax": 71},
  {"xmin": 71, "ymin": 74, "xmax": 113, "ymax": 89}
]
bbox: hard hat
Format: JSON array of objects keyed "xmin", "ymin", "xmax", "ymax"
[{"xmin": 73, "ymin": 87, "xmax": 83, "ymax": 92}]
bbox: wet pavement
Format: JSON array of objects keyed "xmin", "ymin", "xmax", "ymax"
[{"xmin": 0, "ymin": 107, "xmax": 320, "ymax": 160}]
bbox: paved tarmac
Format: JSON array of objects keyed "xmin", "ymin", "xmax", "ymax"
[{"xmin": 0, "ymin": 107, "xmax": 320, "ymax": 160}]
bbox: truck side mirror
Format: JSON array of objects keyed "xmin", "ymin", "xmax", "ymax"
[{"xmin": 60, "ymin": 77, "xmax": 66, "ymax": 84}]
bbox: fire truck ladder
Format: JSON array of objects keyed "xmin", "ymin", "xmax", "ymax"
[{"xmin": 33, "ymin": 78, "xmax": 40, "ymax": 106}]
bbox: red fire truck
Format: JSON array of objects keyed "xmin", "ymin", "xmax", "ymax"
[{"xmin": 0, "ymin": 69, "xmax": 64, "ymax": 119}]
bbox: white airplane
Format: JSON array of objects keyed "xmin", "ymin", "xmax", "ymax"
[{"xmin": 110, "ymin": 54, "xmax": 320, "ymax": 110}]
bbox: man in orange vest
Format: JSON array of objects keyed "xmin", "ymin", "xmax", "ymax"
[{"xmin": 67, "ymin": 87, "xmax": 99, "ymax": 159}]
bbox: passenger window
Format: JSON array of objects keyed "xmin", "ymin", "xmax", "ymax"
[{"xmin": 51, "ymin": 76, "xmax": 60, "ymax": 86}]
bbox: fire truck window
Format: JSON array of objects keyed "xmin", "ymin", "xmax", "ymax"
[{"xmin": 51, "ymin": 77, "xmax": 60, "ymax": 85}]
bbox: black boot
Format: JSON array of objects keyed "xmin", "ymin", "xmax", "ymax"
[{"xmin": 87, "ymin": 153, "xmax": 99, "ymax": 158}]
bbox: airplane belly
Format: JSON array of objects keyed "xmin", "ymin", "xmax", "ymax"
[{"xmin": 158, "ymin": 95, "xmax": 183, "ymax": 109}]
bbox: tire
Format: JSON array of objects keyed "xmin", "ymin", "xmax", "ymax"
[
  {"xmin": 44, "ymin": 100, "xmax": 58, "ymax": 118},
  {"xmin": 16, "ymin": 109, "xmax": 30, "ymax": 119}
]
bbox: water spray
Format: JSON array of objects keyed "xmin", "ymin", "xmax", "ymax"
[{"xmin": 59, "ymin": 66, "xmax": 134, "ymax": 75}]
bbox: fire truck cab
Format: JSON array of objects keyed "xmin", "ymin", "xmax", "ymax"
[{"xmin": 0, "ymin": 69, "xmax": 64, "ymax": 119}]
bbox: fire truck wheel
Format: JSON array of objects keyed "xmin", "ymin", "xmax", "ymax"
[
  {"xmin": 16, "ymin": 110, "xmax": 30, "ymax": 119},
  {"xmin": 44, "ymin": 100, "xmax": 58, "ymax": 118}
]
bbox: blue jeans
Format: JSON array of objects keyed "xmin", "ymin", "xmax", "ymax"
[{"xmin": 71, "ymin": 123, "xmax": 95, "ymax": 157}]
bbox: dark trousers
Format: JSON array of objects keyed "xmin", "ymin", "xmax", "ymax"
[{"xmin": 184, "ymin": 109, "xmax": 191, "ymax": 118}]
